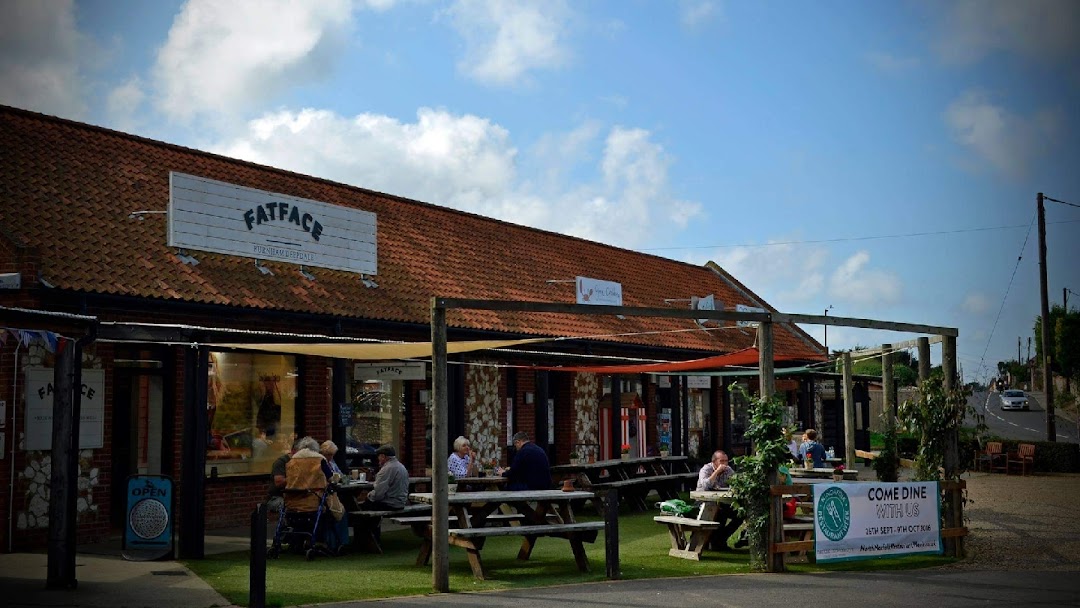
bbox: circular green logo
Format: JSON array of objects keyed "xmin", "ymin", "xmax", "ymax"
[{"xmin": 817, "ymin": 487, "xmax": 851, "ymax": 541}]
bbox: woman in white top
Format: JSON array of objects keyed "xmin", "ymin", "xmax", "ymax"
[{"xmin": 447, "ymin": 436, "xmax": 479, "ymax": 478}]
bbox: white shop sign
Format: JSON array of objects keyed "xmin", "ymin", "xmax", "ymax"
[
  {"xmin": 813, "ymin": 481, "xmax": 942, "ymax": 562},
  {"xmin": 169, "ymin": 172, "xmax": 378, "ymax": 275},
  {"xmin": 736, "ymin": 304, "xmax": 766, "ymax": 327},
  {"xmin": 354, "ymin": 362, "xmax": 427, "ymax": 381},
  {"xmin": 576, "ymin": 276, "xmax": 622, "ymax": 306},
  {"xmin": 686, "ymin": 376, "xmax": 711, "ymax": 389},
  {"xmin": 25, "ymin": 368, "xmax": 105, "ymax": 450}
]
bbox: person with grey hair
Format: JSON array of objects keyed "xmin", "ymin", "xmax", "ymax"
[
  {"xmin": 320, "ymin": 440, "xmax": 344, "ymax": 477},
  {"xmin": 502, "ymin": 431, "xmax": 550, "ymax": 491},
  {"xmin": 267, "ymin": 436, "xmax": 320, "ymax": 511},
  {"xmin": 360, "ymin": 444, "xmax": 409, "ymax": 511},
  {"xmin": 448, "ymin": 435, "xmax": 479, "ymax": 478}
]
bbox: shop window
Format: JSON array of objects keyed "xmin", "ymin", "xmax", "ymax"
[
  {"xmin": 346, "ymin": 379, "xmax": 405, "ymax": 469},
  {"xmin": 205, "ymin": 352, "xmax": 297, "ymax": 477}
]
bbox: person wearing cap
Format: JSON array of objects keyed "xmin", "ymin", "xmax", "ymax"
[{"xmin": 360, "ymin": 444, "xmax": 409, "ymax": 511}]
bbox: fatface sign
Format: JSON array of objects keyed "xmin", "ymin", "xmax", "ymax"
[
  {"xmin": 813, "ymin": 481, "xmax": 942, "ymax": 562},
  {"xmin": 25, "ymin": 368, "xmax": 104, "ymax": 450},
  {"xmin": 576, "ymin": 276, "xmax": 623, "ymax": 306},
  {"xmin": 168, "ymin": 172, "xmax": 378, "ymax": 275},
  {"xmin": 354, "ymin": 362, "xmax": 427, "ymax": 381}
]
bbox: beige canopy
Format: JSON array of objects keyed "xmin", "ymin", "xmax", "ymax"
[{"xmin": 206, "ymin": 337, "xmax": 554, "ymax": 360}]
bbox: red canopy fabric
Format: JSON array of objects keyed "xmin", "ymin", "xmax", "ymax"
[{"xmin": 539, "ymin": 347, "xmax": 802, "ymax": 374}]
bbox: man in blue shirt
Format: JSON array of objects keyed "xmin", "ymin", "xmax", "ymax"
[{"xmin": 502, "ymin": 431, "xmax": 551, "ymax": 490}]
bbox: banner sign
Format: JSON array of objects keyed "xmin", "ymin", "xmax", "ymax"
[
  {"xmin": 123, "ymin": 475, "xmax": 174, "ymax": 561},
  {"xmin": 576, "ymin": 276, "xmax": 623, "ymax": 306},
  {"xmin": 25, "ymin": 368, "xmax": 105, "ymax": 450},
  {"xmin": 814, "ymin": 481, "xmax": 942, "ymax": 562}
]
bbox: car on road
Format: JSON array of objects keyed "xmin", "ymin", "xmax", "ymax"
[{"xmin": 999, "ymin": 389, "xmax": 1029, "ymax": 411}]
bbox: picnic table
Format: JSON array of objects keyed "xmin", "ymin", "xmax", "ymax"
[
  {"xmin": 453, "ymin": 476, "xmax": 508, "ymax": 491},
  {"xmin": 550, "ymin": 456, "xmax": 697, "ymax": 512},
  {"xmin": 653, "ymin": 489, "xmax": 735, "ymax": 560},
  {"xmin": 336, "ymin": 477, "xmax": 433, "ymax": 552},
  {"xmin": 408, "ymin": 489, "xmax": 603, "ymax": 580},
  {"xmin": 789, "ymin": 467, "xmax": 859, "ymax": 481}
]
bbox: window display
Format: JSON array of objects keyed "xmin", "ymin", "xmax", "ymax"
[{"xmin": 205, "ymin": 352, "xmax": 297, "ymax": 477}]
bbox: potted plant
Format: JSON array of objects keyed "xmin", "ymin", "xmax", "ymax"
[
  {"xmin": 832, "ymin": 464, "xmax": 845, "ymax": 482},
  {"xmin": 620, "ymin": 443, "xmax": 631, "ymax": 461},
  {"xmin": 569, "ymin": 450, "xmax": 580, "ymax": 465},
  {"xmin": 659, "ymin": 443, "xmax": 670, "ymax": 458}
]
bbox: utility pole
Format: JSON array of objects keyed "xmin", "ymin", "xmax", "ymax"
[{"xmin": 1038, "ymin": 192, "xmax": 1056, "ymax": 441}]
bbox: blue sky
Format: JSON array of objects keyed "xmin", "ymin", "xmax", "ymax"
[{"xmin": 2, "ymin": 0, "xmax": 1078, "ymax": 381}]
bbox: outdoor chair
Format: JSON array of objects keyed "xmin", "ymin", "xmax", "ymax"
[
  {"xmin": 1007, "ymin": 443, "xmax": 1035, "ymax": 476},
  {"xmin": 978, "ymin": 442, "xmax": 1005, "ymax": 473}
]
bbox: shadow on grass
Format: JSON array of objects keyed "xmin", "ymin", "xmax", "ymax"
[{"xmin": 185, "ymin": 511, "xmax": 954, "ymax": 606}]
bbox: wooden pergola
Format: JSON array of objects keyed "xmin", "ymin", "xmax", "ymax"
[{"xmin": 428, "ymin": 298, "xmax": 960, "ymax": 590}]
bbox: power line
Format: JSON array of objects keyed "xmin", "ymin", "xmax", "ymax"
[
  {"xmin": 638, "ymin": 219, "xmax": 1079, "ymax": 252},
  {"xmin": 975, "ymin": 210, "xmax": 1037, "ymax": 378},
  {"xmin": 1044, "ymin": 195, "xmax": 1080, "ymax": 209}
]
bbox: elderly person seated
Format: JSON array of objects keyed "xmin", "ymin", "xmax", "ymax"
[
  {"xmin": 696, "ymin": 450, "xmax": 746, "ymax": 550},
  {"xmin": 359, "ymin": 445, "xmax": 409, "ymax": 511},
  {"xmin": 320, "ymin": 440, "xmax": 345, "ymax": 479},
  {"xmin": 284, "ymin": 436, "xmax": 349, "ymax": 554},
  {"xmin": 448, "ymin": 436, "xmax": 479, "ymax": 478}
]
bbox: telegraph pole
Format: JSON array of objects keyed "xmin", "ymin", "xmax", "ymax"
[{"xmin": 1038, "ymin": 192, "xmax": 1056, "ymax": 441}]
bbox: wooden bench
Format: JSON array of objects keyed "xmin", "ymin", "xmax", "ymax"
[
  {"xmin": 346, "ymin": 503, "xmax": 431, "ymax": 553},
  {"xmin": 781, "ymin": 518, "xmax": 815, "ymax": 561},
  {"xmin": 654, "ymin": 515, "xmax": 722, "ymax": 560},
  {"xmin": 391, "ymin": 512, "xmax": 528, "ymax": 536},
  {"xmin": 418, "ymin": 521, "xmax": 604, "ymax": 580}
]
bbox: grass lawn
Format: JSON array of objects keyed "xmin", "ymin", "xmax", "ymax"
[{"xmin": 186, "ymin": 509, "xmax": 955, "ymax": 606}]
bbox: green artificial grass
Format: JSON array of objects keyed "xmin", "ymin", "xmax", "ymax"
[{"xmin": 185, "ymin": 510, "xmax": 955, "ymax": 607}]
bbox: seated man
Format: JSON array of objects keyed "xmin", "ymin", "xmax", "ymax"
[
  {"xmin": 696, "ymin": 450, "xmax": 746, "ymax": 550},
  {"xmin": 502, "ymin": 431, "xmax": 551, "ymax": 491},
  {"xmin": 360, "ymin": 444, "xmax": 409, "ymax": 511},
  {"xmin": 799, "ymin": 429, "xmax": 827, "ymax": 468}
]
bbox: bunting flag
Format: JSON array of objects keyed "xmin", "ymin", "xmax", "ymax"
[{"xmin": 0, "ymin": 327, "xmax": 63, "ymax": 351}]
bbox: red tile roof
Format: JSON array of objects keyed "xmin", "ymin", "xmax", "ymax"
[{"xmin": 0, "ymin": 106, "xmax": 823, "ymax": 361}]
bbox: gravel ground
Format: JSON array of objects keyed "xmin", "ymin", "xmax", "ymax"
[{"xmin": 938, "ymin": 470, "xmax": 1080, "ymax": 571}]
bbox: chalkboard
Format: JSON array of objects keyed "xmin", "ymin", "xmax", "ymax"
[{"xmin": 337, "ymin": 402, "xmax": 353, "ymax": 428}]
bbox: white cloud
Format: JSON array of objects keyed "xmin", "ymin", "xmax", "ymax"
[
  {"xmin": 828, "ymin": 251, "xmax": 902, "ymax": 308},
  {"xmin": 105, "ymin": 76, "xmax": 146, "ymax": 132},
  {"xmin": 864, "ymin": 51, "xmax": 920, "ymax": 72},
  {"xmin": 152, "ymin": 0, "xmax": 354, "ymax": 122},
  {"xmin": 705, "ymin": 241, "xmax": 828, "ymax": 305},
  {"xmin": 961, "ymin": 292, "xmax": 992, "ymax": 315},
  {"xmin": 214, "ymin": 108, "xmax": 699, "ymax": 249},
  {"xmin": 0, "ymin": 0, "xmax": 87, "ymax": 119},
  {"xmin": 680, "ymin": 1, "xmax": 721, "ymax": 29},
  {"xmin": 935, "ymin": 0, "xmax": 1080, "ymax": 65},
  {"xmin": 446, "ymin": 0, "xmax": 571, "ymax": 87},
  {"xmin": 945, "ymin": 90, "xmax": 1061, "ymax": 178}
]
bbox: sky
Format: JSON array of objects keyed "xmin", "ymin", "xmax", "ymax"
[{"xmin": 2, "ymin": 0, "xmax": 1078, "ymax": 383}]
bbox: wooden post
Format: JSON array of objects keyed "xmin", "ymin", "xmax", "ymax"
[
  {"xmin": 179, "ymin": 347, "xmax": 208, "ymax": 559},
  {"xmin": 767, "ymin": 482, "xmax": 785, "ymax": 572},
  {"xmin": 46, "ymin": 339, "xmax": 80, "ymax": 589},
  {"xmin": 882, "ymin": 344, "xmax": 894, "ymax": 424},
  {"xmin": 842, "ymin": 352, "xmax": 855, "ymax": 468},
  {"xmin": 758, "ymin": 321, "xmax": 774, "ymax": 400},
  {"xmin": 917, "ymin": 337, "xmax": 931, "ymax": 384},
  {"xmin": 431, "ymin": 299, "xmax": 450, "ymax": 592},
  {"xmin": 249, "ymin": 504, "xmax": 267, "ymax": 608},
  {"xmin": 1037, "ymin": 192, "xmax": 1056, "ymax": 441},
  {"xmin": 604, "ymin": 489, "xmax": 620, "ymax": 579}
]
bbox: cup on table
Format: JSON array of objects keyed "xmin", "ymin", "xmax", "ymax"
[
  {"xmin": 350, "ymin": 469, "xmax": 359, "ymax": 481},
  {"xmin": 357, "ymin": 471, "xmax": 366, "ymax": 482}
]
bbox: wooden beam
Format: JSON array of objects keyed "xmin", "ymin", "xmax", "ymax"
[
  {"xmin": 850, "ymin": 335, "xmax": 943, "ymax": 358},
  {"xmin": 842, "ymin": 352, "xmax": 855, "ymax": 469},
  {"xmin": 435, "ymin": 298, "xmax": 772, "ymax": 323},
  {"xmin": 758, "ymin": 322, "xmax": 774, "ymax": 400},
  {"xmin": 430, "ymin": 299, "xmax": 450, "ymax": 592},
  {"xmin": 775, "ymin": 313, "xmax": 958, "ymax": 337}
]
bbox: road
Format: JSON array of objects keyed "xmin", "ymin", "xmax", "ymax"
[{"xmin": 971, "ymin": 389, "xmax": 1080, "ymax": 443}]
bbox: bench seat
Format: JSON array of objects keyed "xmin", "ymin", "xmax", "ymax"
[
  {"xmin": 652, "ymin": 515, "xmax": 721, "ymax": 528},
  {"xmin": 654, "ymin": 514, "xmax": 722, "ymax": 560},
  {"xmin": 346, "ymin": 504, "xmax": 431, "ymax": 553}
]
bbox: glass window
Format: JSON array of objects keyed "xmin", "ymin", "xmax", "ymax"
[
  {"xmin": 346, "ymin": 379, "xmax": 405, "ymax": 470},
  {"xmin": 205, "ymin": 352, "xmax": 297, "ymax": 477}
]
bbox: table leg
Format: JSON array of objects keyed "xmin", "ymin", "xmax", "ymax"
[
  {"xmin": 517, "ymin": 534, "xmax": 539, "ymax": 560},
  {"xmin": 570, "ymin": 536, "xmax": 590, "ymax": 572}
]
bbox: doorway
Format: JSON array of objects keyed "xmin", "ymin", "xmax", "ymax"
[{"xmin": 110, "ymin": 353, "xmax": 168, "ymax": 529}]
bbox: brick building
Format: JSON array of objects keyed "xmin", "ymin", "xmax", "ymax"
[{"xmin": 0, "ymin": 105, "xmax": 824, "ymax": 553}]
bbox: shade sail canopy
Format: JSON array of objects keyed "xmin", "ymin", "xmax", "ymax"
[
  {"xmin": 538, "ymin": 347, "xmax": 805, "ymax": 374},
  {"xmin": 207, "ymin": 337, "xmax": 553, "ymax": 360}
]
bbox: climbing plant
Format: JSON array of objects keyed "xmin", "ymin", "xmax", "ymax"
[
  {"xmin": 872, "ymin": 411, "xmax": 901, "ymax": 482},
  {"xmin": 897, "ymin": 374, "xmax": 977, "ymax": 481},
  {"xmin": 727, "ymin": 384, "xmax": 789, "ymax": 571}
]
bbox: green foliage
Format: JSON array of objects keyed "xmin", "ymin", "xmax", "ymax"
[
  {"xmin": 725, "ymin": 384, "xmax": 789, "ymax": 571},
  {"xmin": 872, "ymin": 412, "xmax": 900, "ymax": 482},
  {"xmin": 897, "ymin": 375, "xmax": 978, "ymax": 481},
  {"xmin": 1035, "ymin": 305, "xmax": 1080, "ymax": 379}
]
